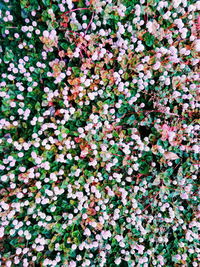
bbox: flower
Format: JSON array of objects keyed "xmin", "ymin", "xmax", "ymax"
[{"xmin": 0, "ymin": 0, "xmax": 199, "ymax": 266}]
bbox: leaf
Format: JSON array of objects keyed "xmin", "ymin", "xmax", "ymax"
[
  {"xmin": 35, "ymin": 102, "xmax": 40, "ymax": 111},
  {"xmin": 152, "ymin": 176, "xmax": 160, "ymax": 186},
  {"xmin": 21, "ymin": 9, "xmax": 29, "ymax": 18},
  {"xmin": 143, "ymin": 32, "xmax": 155, "ymax": 47},
  {"xmin": 115, "ymin": 225, "xmax": 121, "ymax": 234},
  {"xmin": 122, "ymin": 156, "xmax": 129, "ymax": 166},
  {"xmin": 42, "ymin": 0, "xmax": 50, "ymax": 6},
  {"xmin": 77, "ymin": 0, "xmax": 85, "ymax": 7},
  {"xmin": 126, "ymin": 114, "xmax": 136, "ymax": 125},
  {"xmin": 72, "ymin": 67, "xmax": 80, "ymax": 76},
  {"xmin": 60, "ymin": 42, "xmax": 69, "ymax": 50},
  {"xmin": 139, "ymin": 162, "xmax": 150, "ymax": 174},
  {"xmin": 164, "ymin": 152, "xmax": 179, "ymax": 160},
  {"xmin": 163, "ymin": 175, "xmax": 170, "ymax": 186},
  {"xmin": 70, "ymin": 23, "xmax": 79, "ymax": 31},
  {"xmin": 72, "ymin": 230, "xmax": 80, "ymax": 238},
  {"xmin": 70, "ymin": 249, "xmax": 76, "ymax": 258},
  {"xmin": 4, "ymin": 49, "xmax": 14, "ymax": 62}
]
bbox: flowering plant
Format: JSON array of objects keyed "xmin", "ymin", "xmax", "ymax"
[{"xmin": 0, "ymin": 0, "xmax": 199, "ymax": 266}]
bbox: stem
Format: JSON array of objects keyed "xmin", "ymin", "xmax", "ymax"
[
  {"xmin": 84, "ymin": 12, "xmax": 95, "ymax": 35},
  {"xmin": 61, "ymin": 8, "xmax": 90, "ymax": 16},
  {"xmin": 142, "ymin": 191, "xmax": 160, "ymax": 212}
]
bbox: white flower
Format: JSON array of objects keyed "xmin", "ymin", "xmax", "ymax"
[
  {"xmin": 92, "ymin": 52, "xmax": 98, "ymax": 61},
  {"xmin": 69, "ymin": 261, "xmax": 76, "ymax": 267},
  {"xmin": 194, "ymin": 39, "xmax": 200, "ymax": 52},
  {"xmin": 0, "ymin": 227, "xmax": 4, "ymax": 238},
  {"xmin": 43, "ymin": 30, "xmax": 49, "ymax": 38},
  {"xmin": 192, "ymin": 145, "xmax": 200, "ymax": 153},
  {"xmin": 48, "ymin": 9, "xmax": 53, "ymax": 15},
  {"xmin": 146, "ymin": 21, "xmax": 153, "ymax": 33},
  {"xmin": 118, "ymin": 25, "xmax": 125, "ymax": 34},
  {"xmin": 153, "ymin": 62, "xmax": 161, "ymax": 70},
  {"xmin": 99, "ymin": 29, "xmax": 106, "ymax": 36},
  {"xmin": 115, "ymin": 258, "xmax": 121, "ymax": 265},
  {"xmin": 1, "ymin": 175, "xmax": 8, "ymax": 182},
  {"xmin": 2, "ymin": 202, "xmax": 9, "ymax": 210},
  {"xmin": 84, "ymin": 228, "xmax": 91, "ymax": 236},
  {"xmin": 195, "ymin": 1, "xmax": 200, "ymax": 10},
  {"xmin": 84, "ymin": 79, "xmax": 91, "ymax": 87}
]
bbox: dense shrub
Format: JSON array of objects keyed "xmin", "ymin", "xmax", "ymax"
[{"xmin": 0, "ymin": 0, "xmax": 199, "ymax": 266}]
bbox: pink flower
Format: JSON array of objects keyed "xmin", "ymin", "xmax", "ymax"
[
  {"xmin": 196, "ymin": 15, "xmax": 200, "ymax": 31},
  {"xmin": 69, "ymin": 261, "xmax": 76, "ymax": 267},
  {"xmin": 0, "ymin": 227, "xmax": 4, "ymax": 238},
  {"xmin": 161, "ymin": 124, "xmax": 177, "ymax": 143},
  {"xmin": 58, "ymin": 49, "xmax": 65, "ymax": 58},
  {"xmin": 181, "ymin": 193, "xmax": 189, "ymax": 200},
  {"xmin": 84, "ymin": 228, "xmax": 91, "ymax": 236},
  {"xmin": 136, "ymin": 245, "xmax": 145, "ymax": 254}
]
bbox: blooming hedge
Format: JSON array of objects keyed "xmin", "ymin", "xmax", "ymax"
[{"xmin": 0, "ymin": 0, "xmax": 200, "ymax": 266}]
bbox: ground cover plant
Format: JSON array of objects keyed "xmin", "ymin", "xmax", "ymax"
[{"xmin": 0, "ymin": 0, "xmax": 200, "ymax": 266}]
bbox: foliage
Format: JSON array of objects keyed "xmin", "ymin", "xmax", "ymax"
[{"xmin": 0, "ymin": 0, "xmax": 199, "ymax": 266}]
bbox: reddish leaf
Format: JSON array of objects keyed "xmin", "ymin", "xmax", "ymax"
[{"xmin": 164, "ymin": 152, "xmax": 179, "ymax": 160}]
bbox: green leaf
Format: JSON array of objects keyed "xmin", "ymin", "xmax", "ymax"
[
  {"xmin": 35, "ymin": 102, "xmax": 40, "ymax": 111},
  {"xmin": 4, "ymin": 49, "xmax": 14, "ymax": 62},
  {"xmin": 42, "ymin": 0, "xmax": 50, "ymax": 6},
  {"xmin": 72, "ymin": 67, "xmax": 80, "ymax": 76},
  {"xmin": 115, "ymin": 225, "xmax": 121, "ymax": 234},
  {"xmin": 60, "ymin": 42, "xmax": 69, "ymax": 50},
  {"xmin": 72, "ymin": 230, "xmax": 80, "ymax": 238},
  {"xmin": 163, "ymin": 175, "xmax": 170, "ymax": 186},
  {"xmin": 112, "ymin": 131, "xmax": 119, "ymax": 137},
  {"xmin": 70, "ymin": 23, "xmax": 79, "ymax": 31},
  {"xmin": 139, "ymin": 162, "xmax": 150, "ymax": 174},
  {"xmin": 126, "ymin": 114, "xmax": 136, "ymax": 125},
  {"xmin": 70, "ymin": 249, "xmax": 76, "ymax": 257},
  {"xmin": 143, "ymin": 32, "xmax": 155, "ymax": 47},
  {"xmin": 20, "ymin": 0, "xmax": 28, "ymax": 8}
]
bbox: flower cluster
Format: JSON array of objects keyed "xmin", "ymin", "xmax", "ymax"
[
  {"xmin": 0, "ymin": 0, "xmax": 199, "ymax": 266},
  {"xmin": 40, "ymin": 30, "xmax": 58, "ymax": 52}
]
